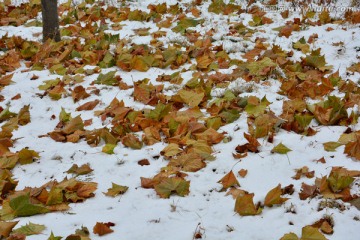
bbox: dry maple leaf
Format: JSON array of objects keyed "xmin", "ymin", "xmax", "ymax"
[
  {"xmin": 93, "ymin": 222, "xmax": 114, "ymax": 236},
  {"xmin": 0, "ymin": 221, "xmax": 19, "ymax": 238},
  {"xmin": 76, "ymin": 100, "xmax": 100, "ymax": 111},
  {"xmin": 299, "ymin": 183, "xmax": 318, "ymax": 200},
  {"xmin": 217, "ymin": 171, "xmax": 240, "ymax": 190},
  {"xmin": 234, "ymin": 193, "xmax": 262, "ymax": 216},
  {"xmin": 344, "ymin": 132, "xmax": 360, "ymax": 160},
  {"xmin": 264, "ymin": 184, "xmax": 289, "ymax": 207}
]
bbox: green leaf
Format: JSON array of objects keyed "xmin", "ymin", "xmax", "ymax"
[
  {"xmin": 46, "ymin": 187, "xmax": 64, "ymax": 205},
  {"xmin": 300, "ymin": 226, "xmax": 327, "ymax": 240},
  {"xmin": 39, "ymin": 79, "xmax": 60, "ymax": 90},
  {"xmin": 59, "ymin": 108, "xmax": 72, "ymax": 123},
  {"xmin": 293, "ymin": 37, "xmax": 310, "ymax": 53},
  {"xmin": 62, "ymin": 115, "xmax": 84, "ymax": 135},
  {"xmin": 264, "ymin": 184, "xmax": 289, "ymax": 207},
  {"xmin": 271, "ymin": 143, "xmax": 292, "ymax": 154},
  {"xmin": 234, "ymin": 193, "xmax": 262, "ymax": 216},
  {"xmin": 304, "ymin": 49, "xmax": 331, "ymax": 71},
  {"xmin": 154, "ymin": 177, "xmax": 190, "ymax": 198},
  {"xmin": 247, "ymin": 57, "xmax": 277, "ymax": 77},
  {"xmin": 103, "ymin": 183, "xmax": 128, "ymax": 197},
  {"xmin": 294, "ymin": 114, "xmax": 313, "ymax": 129},
  {"xmin": 50, "ymin": 64, "xmax": 67, "ymax": 75},
  {"xmin": 323, "ymin": 142, "xmax": 342, "ymax": 152},
  {"xmin": 178, "ymin": 89, "xmax": 204, "ymax": 108},
  {"xmin": 13, "ymin": 222, "xmax": 46, "ymax": 236},
  {"xmin": 94, "ymin": 71, "xmax": 118, "ymax": 86},
  {"xmin": 9, "ymin": 194, "xmax": 49, "ymax": 217},
  {"xmin": 280, "ymin": 233, "xmax": 299, "ymax": 240},
  {"xmin": 327, "ymin": 170, "xmax": 354, "ymax": 193},
  {"xmin": 18, "ymin": 105, "xmax": 31, "ymax": 126},
  {"xmin": 48, "ymin": 231, "xmax": 63, "ymax": 240},
  {"xmin": 66, "ymin": 164, "xmax": 93, "ymax": 176},
  {"xmin": 145, "ymin": 103, "xmax": 171, "ymax": 121},
  {"xmin": 102, "ymin": 144, "xmax": 116, "ymax": 154},
  {"xmin": 172, "ymin": 18, "xmax": 202, "ymax": 34},
  {"xmin": 18, "ymin": 148, "xmax": 40, "ymax": 165},
  {"xmin": 0, "ymin": 108, "xmax": 17, "ymax": 122},
  {"xmin": 219, "ymin": 109, "xmax": 240, "ymax": 123}
]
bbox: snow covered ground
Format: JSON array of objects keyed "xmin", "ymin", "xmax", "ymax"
[{"xmin": 0, "ymin": 0, "xmax": 360, "ymax": 239}]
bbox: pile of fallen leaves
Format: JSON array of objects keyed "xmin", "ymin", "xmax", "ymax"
[{"xmin": 0, "ymin": 0, "xmax": 360, "ymax": 238}]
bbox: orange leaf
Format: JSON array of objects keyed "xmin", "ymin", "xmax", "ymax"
[
  {"xmin": 217, "ymin": 171, "xmax": 240, "ymax": 190},
  {"xmin": 238, "ymin": 169, "xmax": 248, "ymax": 178},
  {"xmin": 72, "ymin": 86, "xmax": 90, "ymax": 102},
  {"xmin": 264, "ymin": 184, "xmax": 289, "ymax": 207},
  {"xmin": 344, "ymin": 132, "xmax": 360, "ymax": 160},
  {"xmin": 76, "ymin": 100, "xmax": 100, "ymax": 111},
  {"xmin": 93, "ymin": 222, "xmax": 114, "ymax": 236}
]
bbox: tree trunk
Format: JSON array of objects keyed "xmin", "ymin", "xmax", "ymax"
[{"xmin": 41, "ymin": 0, "xmax": 60, "ymax": 42}]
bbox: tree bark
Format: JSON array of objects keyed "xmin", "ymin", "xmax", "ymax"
[{"xmin": 41, "ymin": 0, "xmax": 60, "ymax": 42}]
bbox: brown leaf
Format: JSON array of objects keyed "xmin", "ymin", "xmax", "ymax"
[
  {"xmin": 299, "ymin": 183, "xmax": 318, "ymax": 200},
  {"xmin": 264, "ymin": 184, "xmax": 289, "ymax": 207},
  {"xmin": 0, "ymin": 73, "xmax": 14, "ymax": 86},
  {"xmin": 122, "ymin": 133, "xmax": 143, "ymax": 149},
  {"xmin": 0, "ymin": 221, "xmax": 19, "ymax": 237},
  {"xmin": 217, "ymin": 171, "xmax": 240, "ymax": 190},
  {"xmin": 138, "ymin": 159, "xmax": 150, "ymax": 166},
  {"xmin": 344, "ymin": 132, "xmax": 360, "ymax": 160},
  {"xmin": 76, "ymin": 182, "xmax": 97, "ymax": 198},
  {"xmin": 238, "ymin": 169, "xmax": 248, "ymax": 178},
  {"xmin": 11, "ymin": 94, "xmax": 21, "ymax": 100},
  {"xmin": 76, "ymin": 100, "xmax": 100, "ymax": 111},
  {"xmin": 72, "ymin": 86, "xmax": 90, "ymax": 102},
  {"xmin": 93, "ymin": 222, "xmax": 114, "ymax": 236}
]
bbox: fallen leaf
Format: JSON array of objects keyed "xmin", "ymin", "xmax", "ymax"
[
  {"xmin": 138, "ymin": 159, "xmax": 150, "ymax": 166},
  {"xmin": 238, "ymin": 169, "xmax": 248, "ymax": 178},
  {"xmin": 0, "ymin": 221, "xmax": 18, "ymax": 237},
  {"xmin": 300, "ymin": 226, "xmax": 327, "ymax": 240},
  {"xmin": 299, "ymin": 183, "xmax": 318, "ymax": 200},
  {"xmin": 234, "ymin": 193, "xmax": 262, "ymax": 216},
  {"xmin": 217, "ymin": 171, "xmax": 240, "ymax": 190},
  {"xmin": 280, "ymin": 233, "xmax": 299, "ymax": 240},
  {"xmin": 264, "ymin": 184, "xmax": 289, "ymax": 207},
  {"xmin": 76, "ymin": 100, "xmax": 100, "ymax": 111},
  {"xmin": 12, "ymin": 222, "xmax": 45, "ymax": 236},
  {"xmin": 271, "ymin": 143, "xmax": 292, "ymax": 154},
  {"xmin": 344, "ymin": 132, "xmax": 360, "ymax": 160},
  {"xmin": 103, "ymin": 183, "xmax": 128, "ymax": 197},
  {"xmin": 122, "ymin": 133, "xmax": 143, "ymax": 149},
  {"xmin": 93, "ymin": 222, "xmax": 114, "ymax": 236},
  {"xmin": 66, "ymin": 164, "xmax": 93, "ymax": 176},
  {"xmin": 72, "ymin": 86, "xmax": 90, "ymax": 102},
  {"xmin": 154, "ymin": 177, "xmax": 190, "ymax": 198}
]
